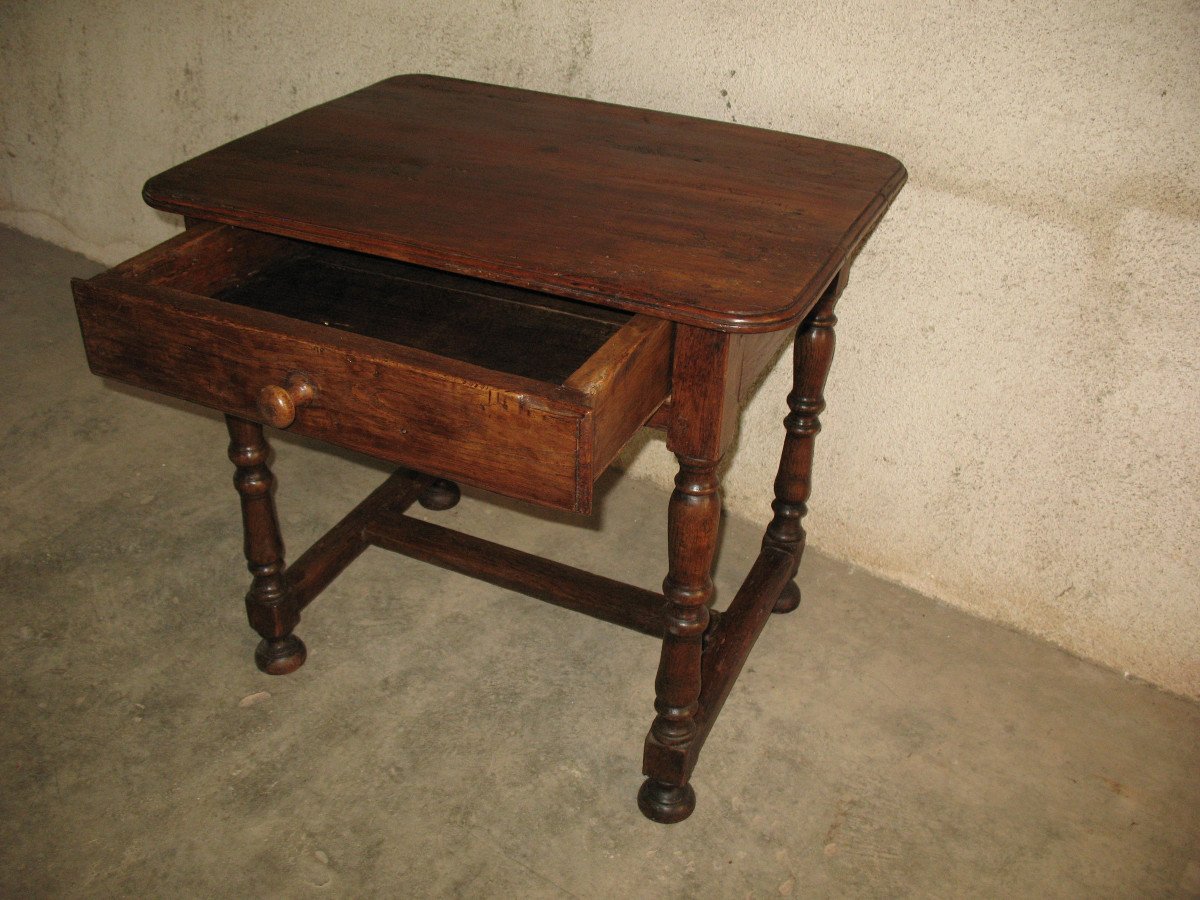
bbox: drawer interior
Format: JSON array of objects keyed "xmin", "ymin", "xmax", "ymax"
[
  {"xmin": 213, "ymin": 246, "xmax": 631, "ymax": 384},
  {"xmin": 114, "ymin": 224, "xmax": 638, "ymax": 385},
  {"xmin": 117, "ymin": 225, "xmax": 630, "ymax": 386},
  {"xmin": 80, "ymin": 223, "xmax": 672, "ymax": 512}
]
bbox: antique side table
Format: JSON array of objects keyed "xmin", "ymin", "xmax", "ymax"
[{"xmin": 72, "ymin": 75, "xmax": 905, "ymax": 823}]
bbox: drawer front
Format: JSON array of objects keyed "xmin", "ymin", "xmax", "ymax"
[{"xmin": 74, "ymin": 278, "xmax": 593, "ymax": 511}]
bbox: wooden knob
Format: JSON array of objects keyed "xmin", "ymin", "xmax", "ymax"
[{"xmin": 256, "ymin": 373, "xmax": 316, "ymax": 428}]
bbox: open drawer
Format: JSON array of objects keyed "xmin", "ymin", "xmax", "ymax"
[{"xmin": 72, "ymin": 223, "xmax": 672, "ymax": 513}]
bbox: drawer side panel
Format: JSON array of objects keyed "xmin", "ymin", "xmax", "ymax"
[{"xmin": 569, "ymin": 315, "xmax": 673, "ymax": 476}]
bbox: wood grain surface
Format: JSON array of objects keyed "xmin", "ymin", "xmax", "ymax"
[
  {"xmin": 144, "ymin": 74, "xmax": 906, "ymax": 332},
  {"xmin": 72, "ymin": 223, "xmax": 671, "ymax": 513}
]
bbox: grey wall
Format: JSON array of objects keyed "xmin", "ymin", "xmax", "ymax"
[{"xmin": 3, "ymin": 0, "xmax": 1197, "ymax": 698}]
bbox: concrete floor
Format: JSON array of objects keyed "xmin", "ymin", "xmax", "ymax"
[{"xmin": 2, "ymin": 225, "xmax": 1198, "ymax": 898}]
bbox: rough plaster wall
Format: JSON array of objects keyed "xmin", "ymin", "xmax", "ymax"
[{"xmin": 2, "ymin": 0, "xmax": 1197, "ymax": 698}]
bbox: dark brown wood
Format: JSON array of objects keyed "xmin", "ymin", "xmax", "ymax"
[
  {"xmin": 642, "ymin": 548, "xmax": 795, "ymax": 785},
  {"xmin": 664, "ymin": 325, "xmax": 740, "ymax": 460},
  {"xmin": 644, "ymin": 311, "xmax": 793, "ymax": 439},
  {"xmin": 732, "ymin": 327, "xmax": 797, "ymax": 408},
  {"xmin": 565, "ymin": 314, "xmax": 673, "ymax": 473},
  {"xmin": 256, "ymin": 372, "xmax": 316, "ymax": 429},
  {"xmin": 72, "ymin": 76, "xmax": 907, "ymax": 826},
  {"xmin": 287, "ymin": 469, "xmax": 425, "ymax": 612},
  {"xmin": 697, "ymin": 550, "xmax": 795, "ymax": 737},
  {"xmin": 639, "ymin": 453, "xmax": 722, "ymax": 823},
  {"xmin": 644, "ymin": 326, "xmax": 796, "ymax": 436},
  {"xmin": 763, "ymin": 271, "xmax": 845, "ymax": 613},
  {"xmin": 101, "ymin": 220, "xmax": 289, "ymax": 296},
  {"xmin": 143, "ymin": 75, "xmax": 906, "ymax": 333},
  {"xmin": 225, "ymin": 415, "xmax": 306, "ymax": 675},
  {"xmin": 644, "ymin": 399, "xmax": 671, "ymax": 431},
  {"xmin": 75, "ymin": 271, "xmax": 583, "ymax": 510},
  {"xmin": 417, "ymin": 478, "xmax": 461, "ymax": 511},
  {"xmin": 638, "ymin": 325, "xmax": 739, "ymax": 823},
  {"xmin": 363, "ymin": 511, "xmax": 665, "ymax": 638},
  {"xmin": 72, "ymin": 224, "xmax": 672, "ymax": 513},
  {"xmin": 218, "ymin": 243, "xmax": 631, "ymax": 384}
]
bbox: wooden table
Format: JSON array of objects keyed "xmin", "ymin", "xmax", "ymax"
[{"xmin": 72, "ymin": 75, "xmax": 905, "ymax": 823}]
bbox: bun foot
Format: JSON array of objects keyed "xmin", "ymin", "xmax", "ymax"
[
  {"xmin": 773, "ymin": 579, "xmax": 801, "ymax": 614},
  {"xmin": 638, "ymin": 778, "xmax": 697, "ymax": 824},
  {"xmin": 418, "ymin": 478, "xmax": 461, "ymax": 511},
  {"xmin": 255, "ymin": 634, "xmax": 307, "ymax": 675}
]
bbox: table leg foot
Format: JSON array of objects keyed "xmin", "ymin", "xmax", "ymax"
[
  {"xmin": 255, "ymin": 634, "xmax": 307, "ymax": 675},
  {"xmin": 418, "ymin": 478, "xmax": 461, "ymax": 511},
  {"xmin": 637, "ymin": 778, "xmax": 696, "ymax": 824},
  {"xmin": 773, "ymin": 579, "xmax": 801, "ymax": 614}
]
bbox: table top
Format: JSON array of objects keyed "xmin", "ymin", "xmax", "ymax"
[{"xmin": 143, "ymin": 74, "xmax": 905, "ymax": 332}]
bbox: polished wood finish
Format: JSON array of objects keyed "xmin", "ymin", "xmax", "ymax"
[
  {"xmin": 763, "ymin": 271, "xmax": 845, "ymax": 614},
  {"xmin": 644, "ymin": 400, "xmax": 672, "ymax": 432},
  {"xmin": 639, "ymin": 454, "xmax": 721, "ymax": 823},
  {"xmin": 641, "ymin": 325, "xmax": 797, "ymax": 437},
  {"xmin": 72, "ymin": 223, "xmax": 671, "ymax": 513},
  {"xmin": 143, "ymin": 74, "xmax": 905, "ymax": 332},
  {"xmin": 225, "ymin": 416, "xmax": 305, "ymax": 675},
  {"xmin": 565, "ymin": 313, "xmax": 676, "ymax": 473},
  {"xmin": 638, "ymin": 325, "xmax": 735, "ymax": 822},
  {"xmin": 664, "ymin": 326, "xmax": 741, "ymax": 459},
  {"xmin": 72, "ymin": 76, "xmax": 905, "ymax": 826},
  {"xmin": 256, "ymin": 372, "xmax": 316, "ymax": 429},
  {"xmin": 643, "ymin": 547, "xmax": 795, "ymax": 786}
]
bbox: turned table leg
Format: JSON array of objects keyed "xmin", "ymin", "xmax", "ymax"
[
  {"xmin": 763, "ymin": 275, "xmax": 842, "ymax": 614},
  {"xmin": 639, "ymin": 453, "xmax": 721, "ymax": 823},
  {"xmin": 225, "ymin": 415, "xmax": 306, "ymax": 675}
]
